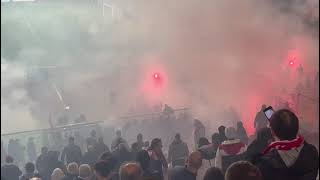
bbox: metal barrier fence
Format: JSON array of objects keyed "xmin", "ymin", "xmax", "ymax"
[{"xmin": 1, "ymin": 107, "xmax": 190, "ymax": 138}]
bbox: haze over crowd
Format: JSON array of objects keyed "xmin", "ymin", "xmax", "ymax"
[{"xmin": 1, "ymin": 0, "xmax": 319, "ymax": 134}]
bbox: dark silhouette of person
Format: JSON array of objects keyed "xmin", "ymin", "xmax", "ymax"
[
  {"xmin": 1, "ymin": 156, "xmax": 22, "ymax": 180},
  {"xmin": 236, "ymin": 121, "xmax": 249, "ymax": 145},
  {"xmin": 95, "ymin": 137, "xmax": 110, "ymax": 157},
  {"xmin": 47, "ymin": 151, "xmax": 65, "ymax": 179},
  {"xmin": 86, "ymin": 130, "xmax": 98, "ymax": 150},
  {"xmin": 255, "ymin": 109, "xmax": 319, "ymax": 180},
  {"xmin": 36, "ymin": 147, "xmax": 49, "ymax": 180},
  {"xmin": 254, "ymin": 105, "xmax": 268, "ymax": 133},
  {"xmin": 136, "ymin": 150, "xmax": 162, "ymax": 180},
  {"xmin": 148, "ymin": 138, "xmax": 168, "ymax": 180},
  {"xmin": 217, "ymin": 126, "xmax": 227, "ymax": 145},
  {"xmin": 27, "ymin": 137, "xmax": 37, "ymax": 162},
  {"xmin": 61, "ymin": 137, "xmax": 82, "ymax": 165},
  {"xmin": 82, "ymin": 145, "xmax": 98, "ymax": 167},
  {"xmin": 112, "ymin": 143, "xmax": 133, "ymax": 171},
  {"xmin": 245, "ymin": 127, "xmax": 273, "ymax": 163},
  {"xmin": 168, "ymin": 133, "xmax": 189, "ymax": 167},
  {"xmin": 20, "ymin": 162, "xmax": 36, "ymax": 180},
  {"xmin": 135, "ymin": 133, "xmax": 144, "ymax": 152}
]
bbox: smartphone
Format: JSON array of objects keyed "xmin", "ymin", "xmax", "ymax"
[{"xmin": 263, "ymin": 106, "xmax": 274, "ymax": 120}]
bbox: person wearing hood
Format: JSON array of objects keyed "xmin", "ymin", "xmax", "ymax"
[
  {"xmin": 255, "ymin": 109, "xmax": 319, "ymax": 180},
  {"xmin": 168, "ymin": 133, "xmax": 189, "ymax": 167},
  {"xmin": 215, "ymin": 127, "xmax": 246, "ymax": 173}
]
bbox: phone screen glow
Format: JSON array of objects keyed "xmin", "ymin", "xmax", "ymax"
[{"xmin": 265, "ymin": 109, "xmax": 274, "ymax": 119}]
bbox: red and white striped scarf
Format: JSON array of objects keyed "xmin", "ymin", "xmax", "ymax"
[{"xmin": 263, "ymin": 135, "xmax": 304, "ymax": 155}]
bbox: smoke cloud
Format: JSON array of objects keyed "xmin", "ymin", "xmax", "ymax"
[{"xmin": 1, "ymin": 0, "xmax": 318, "ymax": 135}]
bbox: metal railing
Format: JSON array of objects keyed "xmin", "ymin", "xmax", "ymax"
[{"xmin": 1, "ymin": 107, "xmax": 189, "ymax": 137}]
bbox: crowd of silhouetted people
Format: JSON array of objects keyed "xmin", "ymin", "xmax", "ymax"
[{"xmin": 1, "ymin": 108, "xmax": 319, "ymax": 180}]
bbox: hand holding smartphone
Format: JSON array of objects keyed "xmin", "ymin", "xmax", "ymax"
[{"xmin": 263, "ymin": 106, "xmax": 274, "ymax": 120}]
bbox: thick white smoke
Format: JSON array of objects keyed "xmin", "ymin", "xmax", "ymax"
[{"xmin": 1, "ymin": 0, "xmax": 318, "ymax": 135}]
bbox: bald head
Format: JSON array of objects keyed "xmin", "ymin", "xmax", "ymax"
[
  {"xmin": 187, "ymin": 151, "xmax": 203, "ymax": 170},
  {"xmin": 119, "ymin": 163, "xmax": 142, "ymax": 180}
]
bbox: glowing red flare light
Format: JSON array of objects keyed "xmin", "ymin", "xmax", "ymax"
[{"xmin": 153, "ymin": 73, "xmax": 160, "ymax": 79}]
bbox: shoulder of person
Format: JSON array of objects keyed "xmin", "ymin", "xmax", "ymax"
[
  {"xmin": 302, "ymin": 141, "xmax": 318, "ymax": 154},
  {"xmin": 257, "ymin": 150, "xmax": 286, "ymax": 170},
  {"xmin": 290, "ymin": 141, "xmax": 319, "ymax": 170}
]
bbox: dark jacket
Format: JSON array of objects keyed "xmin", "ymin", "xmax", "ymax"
[
  {"xmin": 245, "ymin": 127, "xmax": 273, "ymax": 163},
  {"xmin": 245, "ymin": 139, "xmax": 269, "ymax": 163},
  {"xmin": 47, "ymin": 151, "xmax": 66, "ymax": 179},
  {"xmin": 82, "ymin": 151, "xmax": 98, "ymax": 166},
  {"xmin": 112, "ymin": 150, "xmax": 133, "ymax": 170},
  {"xmin": 36, "ymin": 153, "xmax": 50, "ymax": 179},
  {"xmin": 256, "ymin": 142, "xmax": 319, "ymax": 180},
  {"xmin": 1, "ymin": 164, "xmax": 22, "ymax": 180},
  {"xmin": 61, "ymin": 144, "xmax": 82, "ymax": 164},
  {"xmin": 168, "ymin": 140, "xmax": 189, "ymax": 167},
  {"xmin": 95, "ymin": 142, "xmax": 110, "ymax": 156}
]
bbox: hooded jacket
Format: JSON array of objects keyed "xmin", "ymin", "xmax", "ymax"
[{"xmin": 256, "ymin": 136, "xmax": 319, "ymax": 180}]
